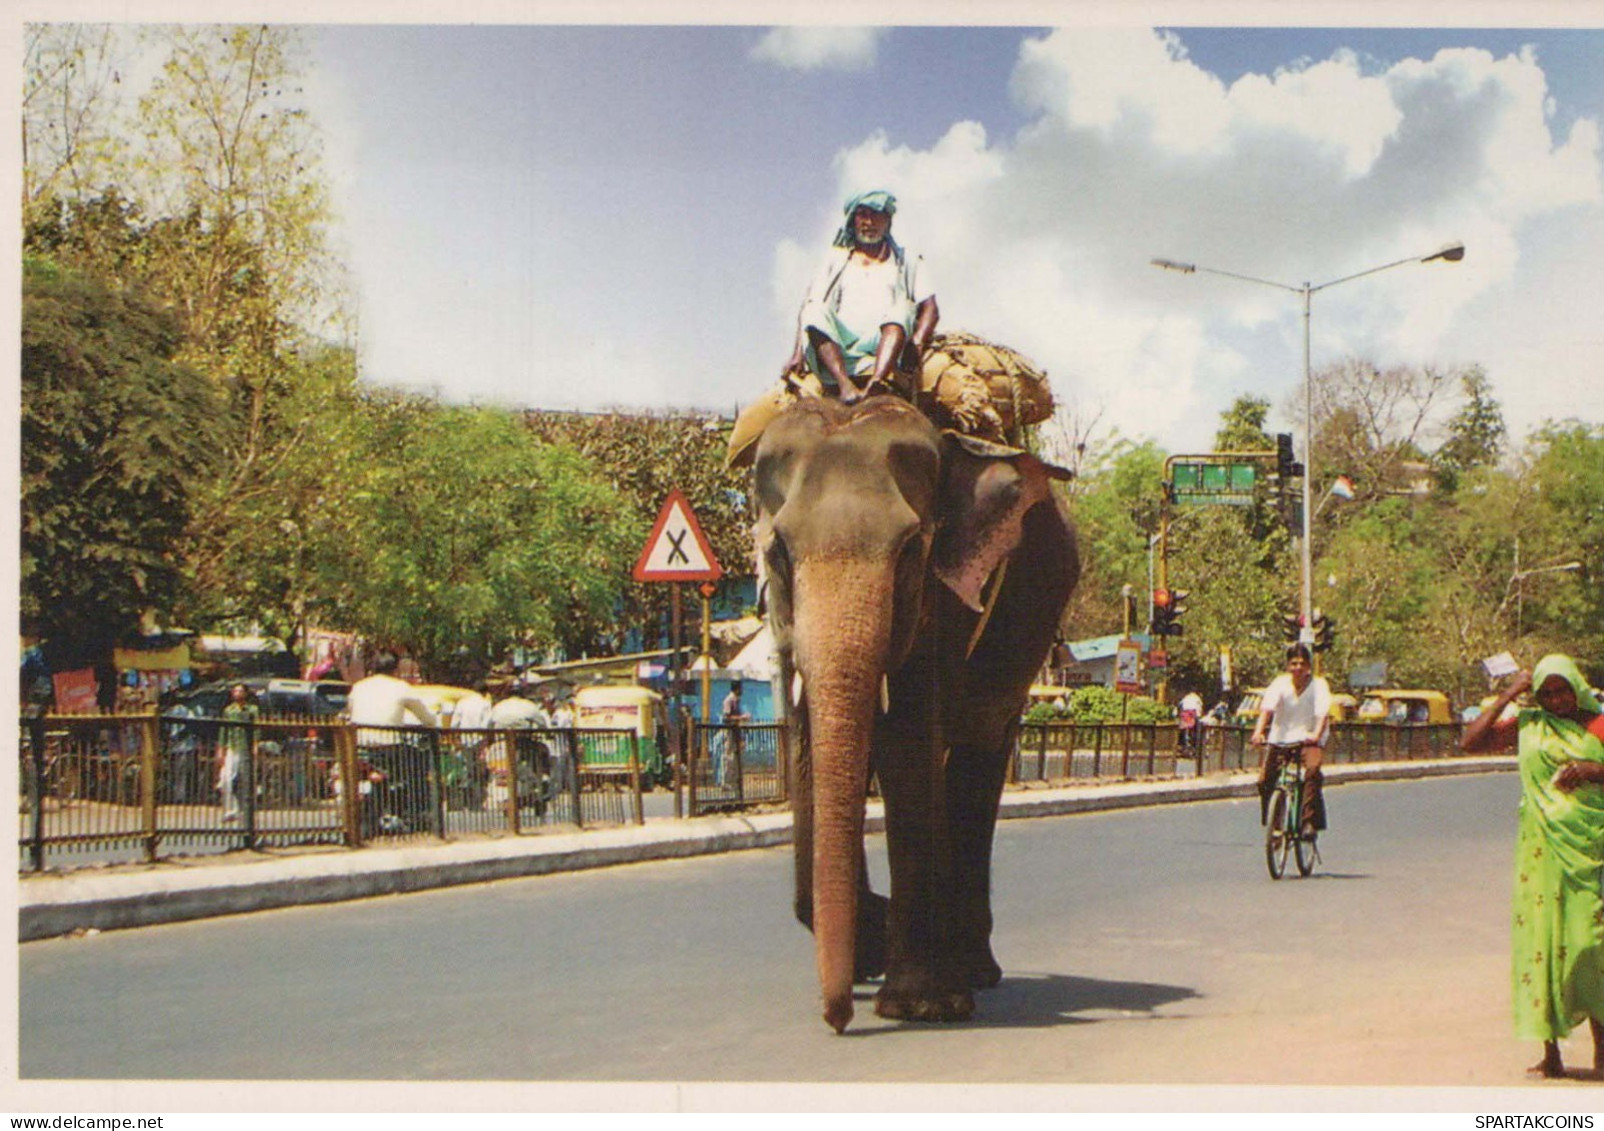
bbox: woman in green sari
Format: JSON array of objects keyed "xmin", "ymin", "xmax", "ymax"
[{"xmin": 1464, "ymin": 653, "xmax": 1604, "ymax": 1078}]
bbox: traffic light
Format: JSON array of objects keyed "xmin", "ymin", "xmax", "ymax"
[
  {"xmin": 1311, "ymin": 609, "xmax": 1337, "ymax": 652},
  {"xmin": 1275, "ymin": 432, "xmax": 1304, "ymax": 480},
  {"xmin": 1152, "ymin": 587, "xmax": 1189, "ymax": 636},
  {"xmin": 1281, "ymin": 611, "xmax": 1304, "ymax": 642}
]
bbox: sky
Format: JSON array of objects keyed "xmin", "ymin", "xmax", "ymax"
[{"xmin": 21, "ymin": 5, "xmax": 1604, "ymax": 464}]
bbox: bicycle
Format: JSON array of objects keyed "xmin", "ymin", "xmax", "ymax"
[{"xmin": 1264, "ymin": 743, "xmax": 1319, "ymax": 880}]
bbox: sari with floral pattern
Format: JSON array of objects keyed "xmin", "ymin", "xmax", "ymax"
[{"xmin": 1511, "ymin": 655, "xmax": 1604, "ymax": 1042}]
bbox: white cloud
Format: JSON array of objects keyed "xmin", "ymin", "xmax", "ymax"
[
  {"xmin": 794, "ymin": 29, "xmax": 1604, "ymax": 453},
  {"xmin": 750, "ymin": 27, "xmax": 883, "ymax": 72}
]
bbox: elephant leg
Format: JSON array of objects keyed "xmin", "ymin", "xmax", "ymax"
[
  {"xmin": 945, "ymin": 724, "xmax": 1015, "ymax": 990},
  {"xmin": 944, "ymin": 501, "xmax": 1080, "ymax": 991},
  {"xmin": 787, "ymin": 686, "xmax": 888, "ymax": 981},
  {"xmin": 872, "ymin": 660, "xmax": 973, "ymax": 1023}
]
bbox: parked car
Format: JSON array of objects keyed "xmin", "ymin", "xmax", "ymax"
[{"xmin": 172, "ymin": 676, "xmax": 351, "ymax": 719}]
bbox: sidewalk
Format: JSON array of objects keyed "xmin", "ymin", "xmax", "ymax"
[{"xmin": 17, "ymin": 755, "xmax": 1513, "ymax": 941}]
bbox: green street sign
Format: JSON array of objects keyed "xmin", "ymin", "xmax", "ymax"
[{"xmin": 1171, "ymin": 461, "xmax": 1258, "ymax": 506}]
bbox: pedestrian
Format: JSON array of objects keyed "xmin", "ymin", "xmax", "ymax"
[
  {"xmin": 548, "ymin": 696, "xmax": 575, "ymax": 797},
  {"xmin": 217, "ymin": 683, "xmax": 259, "ymax": 823},
  {"xmin": 717, "ymin": 679, "xmax": 750, "ymax": 789},
  {"xmin": 1177, "ymin": 689, "xmax": 1204, "ymax": 757},
  {"xmin": 450, "ymin": 680, "xmax": 495, "ymax": 810},
  {"xmin": 783, "ymin": 189, "xmax": 939, "ymax": 403},
  {"xmin": 1462, "ymin": 654, "xmax": 1604, "ymax": 1079},
  {"xmin": 347, "ymin": 653, "xmax": 438, "ymax": 833},
  {"xmin": 491, "ymin": 686, "xmax": 547, "ymax": 811},
  {"xmin": 1250, "ymin": 644, "xmax": 1332, "ymax": 836},
  {"xmin": 160, "ymin": 689, "xmax": 200, "ymax": 805}
]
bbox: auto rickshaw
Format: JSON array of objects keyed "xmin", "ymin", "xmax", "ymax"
[
  {"xmin": 1355, "ymin": 689, "xmax": 1453, "ymax": 725},
  {"xmin": 573, "ymin": 684, "xmax": 666, "ymax": 784}
]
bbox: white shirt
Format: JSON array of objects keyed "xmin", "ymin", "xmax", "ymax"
[
  {"xmin": 347, "ymin": 673, "xmax": 437, "ymax": 745},
  {"xmin": 833, "ymin": 252, "xmax": 930, "ymax": 338},
  {"xmin": 491, "ymin": 696, "xmax": 542, "ymax": 728},
  {"xmin": 1259, "ymin": 672, "xmax": 1332, "ymax": 746},
  {"xmin": 451, "ymin": 692, "xmax": 494, "ymax": 732}
]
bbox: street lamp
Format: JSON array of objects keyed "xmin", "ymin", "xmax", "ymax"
[
  {"xmin": 1503, "ymin": 556, "xmax": 1583, "ymax": 636},
  {"xmin": 1151, "ymin": 241, "xmax": 1465, "ymax": 628}
]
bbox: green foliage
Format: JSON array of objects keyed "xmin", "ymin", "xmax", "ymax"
[
  {"xmin": 1163, "ymin": 506, "xmax": 1290, "ymax": 693},
  {"xmin": 325, "ymin": 399, "xmax": 646, "ymax": 680},
  {"xmin": 1061, "ymin": 439, "xmax": 1168, "ymax": 638},
  {"xmin": 1433, "ymin": 366, "xmax": 1506, "ymax": 492},
  {"xmin": 21, "ymin": 255, "xmax": 223, "ymax": 665},
  {"xmin": 524, "ymin": 410, "xmax": 754, "ymax": 646},
  {"xmin": 1213, "ymin": 394, "xmax": 1273, "ymax": 453},
  {"xmin": 1025, "ymin": 688, "xmax": 1169, "ymax": 726},
  {"xmin": 1055, "ymin": 684, "xmax": 1170, "ymax": 724}
]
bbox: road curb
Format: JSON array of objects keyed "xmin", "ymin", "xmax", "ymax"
[{"xmin": 17, "ymin": 757, "xmax": 1513, "ymax": 942}]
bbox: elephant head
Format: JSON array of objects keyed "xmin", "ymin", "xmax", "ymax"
[{"xmin": 750, "ymin": 395, "xmax": 1069, "ymax": 1032}]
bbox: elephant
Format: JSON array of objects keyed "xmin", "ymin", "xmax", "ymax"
[{"xmin": 744, "ymin": 394, "xmax": 1079, "ymax": 1033}]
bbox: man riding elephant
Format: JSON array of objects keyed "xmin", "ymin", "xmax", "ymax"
[{"xmin": 784, "ymin": 189, "xmax": 940, "ymax": 404}]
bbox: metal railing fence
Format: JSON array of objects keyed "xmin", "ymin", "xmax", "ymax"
[
  {"xmin": 1010, "ymin": 719, "xmax": 1472, "ymax": 786},
  {"xmin": 686, "ymin": 721, "xmax": 789, "ymax": 817},
  {"xmin": 19, "ymin": 707, "xmax": 1475, "ymax": 872},
  {"xmin": 18, "ymin": 711, "xmax": 646, "ymax": 871}
]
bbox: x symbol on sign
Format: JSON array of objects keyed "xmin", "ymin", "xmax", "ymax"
[{"xmin": 666, "ymin": 529, "xmax": 691, "ymax": 565}]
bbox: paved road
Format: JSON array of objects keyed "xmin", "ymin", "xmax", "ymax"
[{"xmin": 19, "ymin": 773, "xmax": 1594, "ymax": 1095}]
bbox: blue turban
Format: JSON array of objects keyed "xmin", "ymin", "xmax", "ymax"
[{"xmin": 833, "ymin": 190, "xmax": 898, "ymax": 247}]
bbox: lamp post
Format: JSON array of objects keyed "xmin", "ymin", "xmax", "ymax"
[
  {"xmin": 1151, "ymin": 241, "xmax": 1465, "ymax": 628},
  {"xmin": 1503, "ymin": 549, "xmax": 1583, "ymax": 637}
]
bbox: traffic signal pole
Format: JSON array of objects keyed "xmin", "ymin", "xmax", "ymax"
[{"xmin": 1155, "ymin": 449, "xmax": 1278, "ymax": 704}]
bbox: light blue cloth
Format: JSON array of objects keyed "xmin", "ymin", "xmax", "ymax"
[
  {"xmin": 798, "ymin": 241, "xmax": 925, "ymax": 383},
  {"xmin": 832, "ymin": 189, "xmax": 898, "ymax": 247}
]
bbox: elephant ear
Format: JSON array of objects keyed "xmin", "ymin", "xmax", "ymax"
[{"xmin": 932, "ymin": 433, "xmax": 1072, "ymax": 612}]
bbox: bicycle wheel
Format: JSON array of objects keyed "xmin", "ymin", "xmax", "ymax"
[
  {"xmin": 1265, "ymin": 788, "xmax": 1290, "ymax": 879},
  {"xmin": 1295, "ymin": 818, "xmax": 1317, "ymax": 876}
]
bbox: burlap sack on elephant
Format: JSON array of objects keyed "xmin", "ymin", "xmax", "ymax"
[
  {"xmin": 726, "ymin": 371, "xmax": 824, "ymax": 468},
  {"xmin": 917, "ymin": 332, "xmax": 1054, "ymax": 441},
  {"xmin": 726, "ymin": 332, "xmax": 1055, "ymax": 466}
]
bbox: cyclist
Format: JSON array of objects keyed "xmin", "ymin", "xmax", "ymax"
[{"xmin": 1251, "ymin": 643, "xmax": 1333, "ymax": 837}]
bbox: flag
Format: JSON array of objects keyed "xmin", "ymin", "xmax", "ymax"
[{"xmin": 1330, "ymin": 475, "xmax": 1355, "ymax": 500}]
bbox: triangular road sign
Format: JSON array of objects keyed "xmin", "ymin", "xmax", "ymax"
[{"xmin": 632, "ymin": 489, "xmax": 724, "ymax": 582}]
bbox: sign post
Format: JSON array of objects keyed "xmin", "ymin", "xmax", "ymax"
[{"xmin": 633, "ymin": 491, "xmax": 723, "ymax": 810}]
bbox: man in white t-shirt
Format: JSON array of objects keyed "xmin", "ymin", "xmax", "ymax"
[
  {"xmin": 785, "ymin": 189, "xmax": 939, "ymax": 403},
  {"xmin": 1250, "ymin": 643, "xmax": 1332, "ymax": 835},
  {"xmin": 347, "ymin": 653, "xmax": 438, "ymax": 832}
]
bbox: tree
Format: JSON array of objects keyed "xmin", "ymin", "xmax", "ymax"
[
  {"xmin": 1433, "ymin": 366, "xmax": 1506, "ymax": 492},
  {"xmin": 524, "ymin": 410, "xmax": 755, "ymax": 650},
  {"xmin": 173, "ymin": 342, "xmax": 366, "ymax": 652},
  {"xmin": 1213, "ymin": 394, "xmax": 1273, "ymax": 454},
  {"xmin": 1307, "ymin": 357, "xmax": 1463, "ymax": 503},
  {"xmin": 23, "ymin": 25, "xmax": 353, "ymax": 639},
  {"xmin": 22, "ymin": 24, "xmax": 129, "ymax": 230},
  {"xmin": 1163, "ymin": 506, "xmax": 1291, "ymax": 696},
  {"xmin": 21, "ymin": 255, "xmax": 224, "ymax": 670},
  {"xmin": 325, "ymin": 399, "xmax": 645, "ymax": 681},
  {"xmin": 1314, "ymin": 500, "xmax": 1455, "ymax": 691},
  {"xmin": 1060, "ymin": 439, "xmax": 1168, "ymax": 641},
  {"xmin": 1521, "ymin": 423, "xmax": 1604, "ymax": 651}
]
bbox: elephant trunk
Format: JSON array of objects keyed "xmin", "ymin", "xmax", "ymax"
[{"xmin": 794, "ymin": 557, "xmax": 894, "ymax": 1034}]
